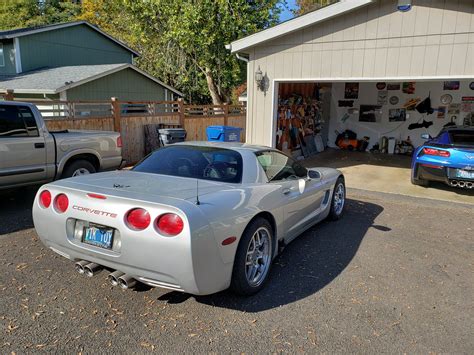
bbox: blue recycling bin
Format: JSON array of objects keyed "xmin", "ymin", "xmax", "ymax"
[{"xmin": 206, "ymin": 126, "xmax": 242, "ymax": 142}]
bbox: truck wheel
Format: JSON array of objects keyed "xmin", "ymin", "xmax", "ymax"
[
  {"xmin": 230, "ymin": 217, "xmax": 273, "ymax": 296},
  {"xmin": 62, "ymin": 160, "xmax": 96, "ymax": 178}
]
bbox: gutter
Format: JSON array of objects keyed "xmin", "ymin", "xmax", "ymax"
[{"xmin": 225, "ymin": 44, "xmax": 249, "ymax": 63}]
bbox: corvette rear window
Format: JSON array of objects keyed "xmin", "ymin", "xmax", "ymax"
[
  {"xmin": 133, "ymin": 145, "xmax": 243, "ymax": 183},
  {"xmin": 449, "ymin": 131, "xmax": 474, "ymax": 146}
]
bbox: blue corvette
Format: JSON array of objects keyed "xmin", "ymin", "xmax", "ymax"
[{"xmin": 411, "ymin": 126, "xmax": 474, "ymax": 189}]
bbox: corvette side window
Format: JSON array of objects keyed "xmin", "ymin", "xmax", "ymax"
[{"xmin": 256, "ymin": 151, "xmax": 307, "ymax": 182}]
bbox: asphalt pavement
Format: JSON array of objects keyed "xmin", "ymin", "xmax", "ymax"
[{"xmin": 0, "ymin": 187, "xmax": 473, "ymax": 353}]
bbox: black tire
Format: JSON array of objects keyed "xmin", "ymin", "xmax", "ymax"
[
  {"xmin": 328, "ymin": 177, "xmax": 346, "ymax": 221},
  {"xmin": 230, "ymin": 217, "xmax": 273, "ymax": 296},
  {"xmin": 411, "ymin": 176, "xmax": 429, "ymax": 187},
  {"xmin": 62, "ymin": 159, "xmax": 96, "ymax": 178}
]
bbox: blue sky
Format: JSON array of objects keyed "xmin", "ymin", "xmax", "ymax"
[{"xmin": 279, "ymin": 0, "xmax": 298, "ymax": 22}]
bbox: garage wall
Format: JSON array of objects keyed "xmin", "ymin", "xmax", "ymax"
[
  {"xmin": 245, "ymin": 0, "xmax": 474, "ymax": 147},
  {"xmin": 328, "ymin": 80, "xmax": 473, "ymax": 150}
]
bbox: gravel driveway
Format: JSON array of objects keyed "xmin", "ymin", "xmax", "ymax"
[{"xmin": 0, "ymin": 187, "xmax": 472, "ymax": 353}]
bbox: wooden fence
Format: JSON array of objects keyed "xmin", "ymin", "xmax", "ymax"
[{"xmin": 3, "ymin": 95, "xmax": 246, "ymax": 164}]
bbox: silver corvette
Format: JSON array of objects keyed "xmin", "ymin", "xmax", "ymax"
[{"xmin": 33, "ymin": 142, "xmax": 345, "ymax": 296}]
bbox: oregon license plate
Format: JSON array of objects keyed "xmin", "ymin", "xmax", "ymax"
[
  {"xmin": 83, "ymin": 225, "xmax": 114, "ymax": 249},
  {"xmin": 456, "ymin": 169, "xmax": 474, "ymax": 179}
]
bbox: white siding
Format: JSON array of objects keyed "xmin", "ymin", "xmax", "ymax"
[{"xmin": 245, "ymin": 0, "xmax": 474, "ymax": 146}]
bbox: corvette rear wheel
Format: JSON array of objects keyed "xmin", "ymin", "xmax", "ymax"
[
  {"xmin": 230, "ymin": 218, "xmax": 273, "ymax": 296},
  {"xmin": 411, "ymin": 176, "xmax": 429, "ymax": 187}
]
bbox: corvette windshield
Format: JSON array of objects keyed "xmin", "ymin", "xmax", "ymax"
[{"xmin": 133, "ymin": 145, "xmax": 243, "ymax": 183}]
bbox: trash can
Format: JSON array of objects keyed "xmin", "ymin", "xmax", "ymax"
[
  {"xmin": 206, "ymin": 126, "xmax": 242, "ymax": 142},
  {"xmin": 158, "ymin": 128, "xmax": 187, "ymax": 146}
]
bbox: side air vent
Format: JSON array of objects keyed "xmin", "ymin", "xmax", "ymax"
[{"xmin": 322, "ymin": 190, "xmax": 330, "ymax": 205}]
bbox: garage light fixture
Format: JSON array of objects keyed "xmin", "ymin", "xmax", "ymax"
[{"xmin": 255, "ymin": 66, "xmax": 264, "ymax": 91}]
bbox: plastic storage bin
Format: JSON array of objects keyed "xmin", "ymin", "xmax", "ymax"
[
  {"xmin": 158, "ymin": 128, "xmax": 187, "ymax": 146},
  {"xmin": 206, "ymin": 126, "xmax": 242, "ymax": 142}
]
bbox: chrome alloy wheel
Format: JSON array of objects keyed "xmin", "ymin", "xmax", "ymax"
[
  {"xmin": 72, "ymin": 168, "xmax": 91, "ymax": 177},
  {"xmin": 333, "ymin": 183, "xmax": 345, "ymax": 215},
  {"xmin": 245, "ymin": 227, "xmax": 272, "ymax": 287}
]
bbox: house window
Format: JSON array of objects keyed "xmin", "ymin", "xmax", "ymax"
[{"xmin": 0, "ymin": 43, "xmax": 5, "ymax": 67}]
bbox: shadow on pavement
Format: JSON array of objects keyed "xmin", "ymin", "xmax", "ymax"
[
  {"xmin": 0, "ymin": 186, "xmax": 39, "ymax": 235},
  {"xmin": 158, "ymin": 198, "xmax": 385, "ymax": 312}
]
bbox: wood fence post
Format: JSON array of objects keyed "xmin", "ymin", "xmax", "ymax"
[
  {"xmin": 111, "ymin": 97, "xmax": 121, "ymax": 132},
  {"xmin": 5, "ymin": 89, "xmax": 14, "ymax": 101},
  {"xmin": 178, "ymin": 98, "xmax": 185, "ymax": 127},
  {"xmin": 223, "ymin": 103, "xmax": 229, "ymax": 126}
]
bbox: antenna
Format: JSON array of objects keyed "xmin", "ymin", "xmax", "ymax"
[{"xmin": 195, "ymin": 179, "xmax": 200, "ymax": 205}]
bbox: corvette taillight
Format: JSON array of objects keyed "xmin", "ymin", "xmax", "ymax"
[
  {"xmin": 156, "ymin": 213, "xmax": 184, "ymax": 236},
  {"xmin": 54, "ymin": 194, "xmax": 69, "ymax": 213},
  {"xmin": 126, "ymin": 208, "xmax": 151, "ymax": 230},
  {"xmin": 423, "ymin": 147, "xmax": 450, "ymax": 157},
  {"xmin": 39, "ymin": 190, "xmax": 52, "ymax": 208},
  {"xmin": 117, "ymin": 136, "xmax": 123, "ymax": 148}
]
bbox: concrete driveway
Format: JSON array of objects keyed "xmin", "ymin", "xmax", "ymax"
[
  {"xmin": 303, "ymin": 149, "xmax": 473, "ymax": 205},
  {"xmin": 0, "ymin": 186, "xmax": 472, "ymax": 353}
]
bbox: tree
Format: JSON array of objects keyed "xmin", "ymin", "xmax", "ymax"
[
  {"xmin": 295, "ymin": 0, "xmax": 339, "ymax": 16},
  {"xmin": 0, "ymin": 0, "xmax": 81, "ymax": 30},
  {"xmin": 122, "ymin": 0, "xmax": 282, "ymax": 104}
]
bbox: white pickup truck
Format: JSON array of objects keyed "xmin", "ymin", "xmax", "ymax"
[{"xmin": 0, "ymin": 101, "xmax": 124, "ymax": 190}]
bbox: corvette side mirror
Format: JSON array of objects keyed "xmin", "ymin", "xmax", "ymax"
[
  {"xmin": 421, "ymin": 133, "xmax": 430, "ymax": 140},
  {"xmin": 308, "ymin": 170, "xmax": 321, "ymax": 180}
]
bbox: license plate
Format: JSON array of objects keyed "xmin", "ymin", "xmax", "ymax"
[
  {"xmin": 456, "ymin": 169, "xmax": 474, "ymax": 179},
  {"xmin": 83, "ymin": 225, "xmax": 114, "ymax": 249}
]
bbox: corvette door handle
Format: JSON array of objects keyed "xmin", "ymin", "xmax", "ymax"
[
  {"xmin": 282, "ymin": 188, "xmax": 291, "ymax": 195},
  {"xmin": 34, "ymin": 142, "xmax": 45, "ymax": 149}
]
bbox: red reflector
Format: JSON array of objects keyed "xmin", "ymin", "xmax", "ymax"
[
  {"xmin": 54, "ymin": 194, "xmax": 69, "ymax": 213},
  {"xmin": 39, "ymin": 190, "xmax": 52, "ymax": 208},
  {"xmin": 423, "ymin": 147, "xmax": 450, "ymax": 157},
  {"xmin": 421, "ymin": 164, "xmax": 443, "ymax": 169},
  {"xmin": 156, "ymin": 213, "xmax": 184, "ymax": 236},
  {"xmin": 87, "ymin": 193, "xmax": 107, "ymax": 200},
  {"xmin": 222, "ymin": 237, "xmax": 237, "ymax": 246},
  {"xmin": 126, "ymin": 208, "xmax": 151, "ymax": 230},
  {"xmin": 117, "ymin": 136, "xmax": 123, "ymax": 148}
]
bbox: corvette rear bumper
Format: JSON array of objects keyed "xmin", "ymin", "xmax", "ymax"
[
  {"xmin": 32, "ymin": 186, "xmax": 233, "ymax": 296},
  {"xmin": 414, "ymin": 163, "xmax": 474, "ymax": 188}
]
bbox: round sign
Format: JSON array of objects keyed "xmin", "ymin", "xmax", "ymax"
[
  {"xmin": 390, "ymin": 96, "xmax": 399, "ymax": 105},
  {"xmin": 470, "ymin": 82, "xmax": 474, "ymax": 90},
  {"xmin": 376, "ymin": 82, "xmax": 387, "ymax": 90},
  {"xmin": 441, "ymin": 94, "xmax": 453, "ymax": 105}
]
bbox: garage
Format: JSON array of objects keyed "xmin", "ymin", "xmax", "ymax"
[{"xmin": 228, "ymin": 0, "xmax": 474, "ymax": 170}]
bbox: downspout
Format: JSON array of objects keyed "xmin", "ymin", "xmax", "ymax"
[{"xmin": 235, "ymin": 53, "xmax": 249, "ymax": 63}]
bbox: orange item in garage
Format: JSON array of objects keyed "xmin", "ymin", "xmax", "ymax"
[{"xmin": 337, "ymin": 138, "xmax": 359, "ymax": 150}]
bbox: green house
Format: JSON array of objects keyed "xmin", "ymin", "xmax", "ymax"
[{"xmin": 0, "ymin": 21, "xmax": 182, "ymax": 101}]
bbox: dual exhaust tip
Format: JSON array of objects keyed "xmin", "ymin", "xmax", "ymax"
[
  {"xmin": 74, "ymin": 260, "xmax": 136, "ymax": 290},
  {"xmin": 450, "ymin": 180, "xmax": 474, "ymax": 189}
]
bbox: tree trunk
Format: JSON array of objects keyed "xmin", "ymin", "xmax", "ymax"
[{"xmin": 205, "ymin": 68, "xmax": 224, "ymax": 105}]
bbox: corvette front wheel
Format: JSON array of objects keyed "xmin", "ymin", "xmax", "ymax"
[{"xmin": 230, "ymin": 218, "xmax": 273, "ymax": 296}]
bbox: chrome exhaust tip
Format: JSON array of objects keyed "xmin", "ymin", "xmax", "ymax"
[
  {"xmin": 84, "ymin": 263, "xmax": 103, "ymax": 277},
  {"xmin": 74, "ymin": 260, "xmax": 90, "ymax": 274},
  {"xmin": 458, "ymin": 181, "xmax": 466, "ymax": 188},
  {"xmin": 450, "ymin": 180, "xmax": 458, "ymax": 187},
  {"xmin": 108, "ymin": 271, "xmax": 125, "ymax": 287},
  {"xmin": 118, "ymin": 274, "xmax": 137, "ymax": 290},
  {"xmin": 466, "ymin": 182, "xmax": 473, "ymax": 189}
]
